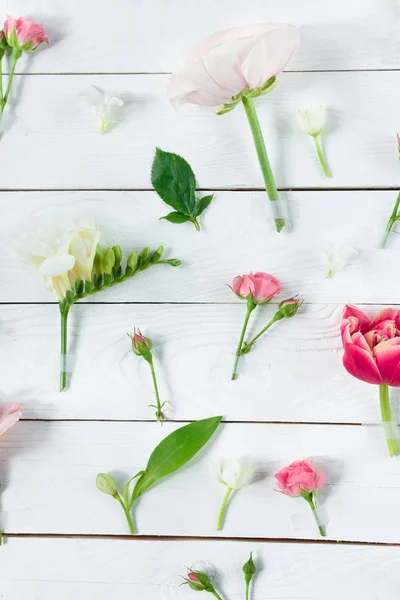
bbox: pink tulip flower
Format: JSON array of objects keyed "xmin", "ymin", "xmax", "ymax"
[
  {"xmin": 168, "ymin": 24, "xmax": 300, "ymax": 234},
  {"xmin": 3, "ymin": 17, "xmax": 48, "ymax": 52},
  {"xmin": 232, "ymin": 272, "xmax": 281, "ymax": 304},
  {"xmin": 0, "ymin": 402, "xmax": 21, "ymax": 435},
  {"xmin": 341, "ymin": 304, "xmax": 400, "ymax": 457},
  {"xmin": 275, "ymin": 459, "xmax": 326, "ymax": 537}
]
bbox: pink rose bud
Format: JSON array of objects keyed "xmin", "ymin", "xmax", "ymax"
[
  {"xmin": 131, "ymin": 328, "xmax": 152, "ymax": 357},
  {"xmin": 3, "ymin": 17, "xmax": 48, "ymax": 53},
  {"xmin": 232, "ymin": 272, "xmax": 282, "ymax": 304},
  {"xmin": 276, "ymin": 296, "xmax": 302, "ymax": 319},
  {"xmin": 188, "ymin": 573, "xmax": 199, "ymax": 582},
  {"xmin": 184, "ymin": 570, "xmax": 213, "ymax": 592},
  {"xmin": 275, "ymin": 459, "xmax": 326, "ymax": 497}
]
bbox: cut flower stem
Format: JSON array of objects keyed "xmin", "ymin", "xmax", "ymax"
[
  {"xmin": 216, "ymin": 486, "xmax": 233, "ymax": 531},
  {"xmin": 379, "ymin": 383, "xmax": 399, "ymax": 457},
  {"xmin": 312, "ymin": 135, "xmax": 331, "ymax": 178},
  {"xmin": 381, "ymin": 192, "xmax": 400, "ymax": 249},
  {"xmin": 231, "ymin": 300, "xmax": 256, "ymax": 380},
  {"xmin": 242, "ymin": 95, "xmax": 285, "ymax": 233},
  {"xmin": 305, "ymin": 495, "xmax": 325, "ymax": 537},
  {"xmin": 242, "ymin": 314, "xmax": 280, "ymax": 353}
]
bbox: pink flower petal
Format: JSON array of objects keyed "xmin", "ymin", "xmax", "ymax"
[
  {"xmin": 342, "ymin": 343, "xmax": 383, "ymax": 385},
  {"xmin": 0, "ymin": 402, "xmax": 21, "ymax": 435},
  {"xmin": 374, "ymin": 338, "xmax": 400, "ymax": 386}
]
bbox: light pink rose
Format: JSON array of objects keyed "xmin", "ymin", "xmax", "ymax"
[
  {"xmin": 168, "ymin": 24, "xmax": 300, "ymax": 108},
  {"xmin": 340, "ymin": 305, "xmax": 400, "ymax": 386},
  {"xmin": 3, "ymin": 17, "xmax": 48, "ymax": 52},
  {"xmin": 232, "ymin": 272, "xmax": 281, "ymax": 304},
  {"xmin": 0, "ymin": 402, "xmax": 21, "ymax": 435},
  {"xmin": 275, "ymin": 460, "xmax": 326, "ymax": 497}
]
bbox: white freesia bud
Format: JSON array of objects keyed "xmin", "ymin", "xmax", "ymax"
[
  {"xmin": 212, "ymin": 459, "xmax": 254, "ymax": 490},
  {"xmin": 80, "ymin": 86, "xmax": 124, "ymax": 134},
  {"xmin": 68, "ymin": 224, "xmax": 100, "ymax": 282},
  {"xmin": 323, "ymin": 241, "xmax": 358, "ymax": 278},
  {"xmin": 298, "ymin": 106, "xmax": 326, "ymax": 137}
]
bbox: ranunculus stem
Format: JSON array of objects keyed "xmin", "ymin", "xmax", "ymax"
[
  {"xmin": 381, "ymin": 192, "xmax": 400, "ymax": 249},
  {"xmin": 231, "ymin": 301, "xmax": 256, "ymax": 380},
  {"xmin": 305, "ymin": 495, "xmax": 326, "ymax": 537},
  {"xmin": 59, "ymin": 303, "xmax": 71, "ymax": 392},
  {"xmin": 379, "ymin": 384, "xmax": 399, "ymax": 457},
  {"xmin": 312, "ymin": 135, "xmax": 331, "ymax": 178},
  {"xmin": 241, "ymin": 95, "xmax": 285, "ymax": 233},
  {"xmin": 115, "ymin": 494, "xmax": 136, "ymax": 535},
  {"xmin": 216, "ymin": 486, "xmax": 232, "ymax": 531},
  {"xmin": 242, "ymin": 313, "xmax": 281, "ymax": 353}
]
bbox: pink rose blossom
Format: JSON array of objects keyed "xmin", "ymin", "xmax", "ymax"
[
  {"xmin": 275, "ymin": 459, "xmax": 326, "ymax": 497},
  {"xmin": 0, "ymin": 402, "xmax": 21, "ymax": 435},
  {"xmin": 3, "ymin": 17, "xmax": 48, "ymax": 52},
  {"xmin": 232, "ymin": 272, "xmax": 281, "ymax": 304},
  {"xmin": 168, "ymin": 24, "xmax": 299, "ymax": 108},
  {"xmin": 188, "ymin": 573, "xmax": 199, "ymax": 582}
]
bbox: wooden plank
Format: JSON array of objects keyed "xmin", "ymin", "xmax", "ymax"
[
  {"xmin": 0, "ymin": 421, "xmax": 398, "ymax": 542},
  {"xmin": 0, "ymin": 303, "xmax": 389, "ymax": 423},
  {"xmin": 0, "ymin": 73, "xmax": 399, "ymax": 189},
  {"xmin": 0, "ymin": 537, "xmax": 399, "ymax": 599},
  {"xmin": 0, "ymin": 190, "xmax": 399, "ymax": 304},
  {"xmin": 0, "ymin": 0, "xmax": 395, "ymax": 73}
]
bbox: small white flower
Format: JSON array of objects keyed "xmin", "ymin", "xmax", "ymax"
[
  {"xmin": 323, "ymin": 241, "xmax": 358, "ymax": 278},
  {"xmin": 212, "ymin": 459, "xmax": 254, "ymax": 490},
  {"xmin": 298, "ymin": 106, "xmax": 326, "ymax": 137},
  {"xmin": 80, "ymin": 86, "xmax": 124, "ymax": 134}
]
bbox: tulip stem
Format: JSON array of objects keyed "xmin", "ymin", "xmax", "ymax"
[
  {"xmin": 242, "ymin": 95, "xmax": 285, "ymax": 233},
  {"xmin": 381, "ymin": 192, "xmax": 400, "ymax": 249},
  {"xmin": 304, "ymin": 495, "xmax": 326, "ymax": 537},
  {"xmin": 115, "ymin": 494, "xmax": 136, "ymax": 535},
  {"xmin": 231, "ymin": 300, "xmax": 256, "ymax": 380},
  {"xmin": 59, "ymin": 303, "xmax": 71, "ymax": 392},
  {"xmin": 242, "ymin": 313, "xmax": 281, "ymax": 354},
  {"xmin": 216, "ymin": 486, "xmax": 233, "ymax": 531},
  {"xmin": 312, "ymin": 135, "xmax": 331, "ymax": 178},
  {"xmin": 379, "ymin": 384, "xmax": 399, "ymax": 457}
]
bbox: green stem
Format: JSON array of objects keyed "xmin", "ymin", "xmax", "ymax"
[
  {"xmin": 242, "ymin": 96, "xmax": 285, "ymax": 233},
  {"xmin": 148, "ymin": 358, "xmax": 164, "ymax": 422},
  {"xmin": 0, "ymin": 52, "xmax": 19, "ymax": 117},
  {"xmin": 245, "ymin": 581, "xmax": 250, "ymax": 600},
  {"xmin": 305, "ymin": 496, "xmax": 326, "ymax": 537},
  {"xmin": 115, "ymin": 494, "xmax": 136, "ymax": 535},
  {"xmin": 59, "ymin": 303, "xmax": 71, "ymax": 392},
  {"xmin": 211, "ymin": 591, "xmax": 224, "ymax": 600},
  {"xmin": 242, "ymin": 314, "xmax": 281, "ymax": 353},
  {"xmin": 313, "ymin": 135, "xmax": 331, "ymax": 178},
  {"xmin": 192, "ymin": 217, "xmax": 200, "ymax": 231},
  {"xmin": 231, "ymin": 302, "xmax": 256, "ymax": 380},
  {"xmin": 0, "ymin": 55, "xmax": 3, "ymax": 101},
  {"xmin": 379, "ymin": 384, "xmax": 399, "ymax": 457},
  {"xmin": 381, "ymin": 192, "xmax": 400, "ymax": 249},
  {"xmin": 216, "ymin": 487, "xmax": 233, "ymax": 531}
]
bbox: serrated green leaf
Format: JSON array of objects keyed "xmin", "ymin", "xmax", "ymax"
[
  {"xmin": 129, "ymin": 416, "xmax": 222, "ymax": 507},
  {"xmin": 161, "ymin": 211, "xmax": 192, "ymax": 224},
  {"xmin": 151, "ymin": 148, "xmax": 196, "ymax": 216},
  {"xmin": 193, "ymin": 194, "xmax": 214, "ymax": 217}
]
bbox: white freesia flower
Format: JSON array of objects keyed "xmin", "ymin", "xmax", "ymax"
[
  {"xmin": 298, "ymin": 106, "xmax": 326, "ymax": 137},
  {"xmin": 323, "ymin": 241, "xmax": 358, "ymax": 278},
  {"xmin": 213, "ymin": 460, "xmax": 254, "ymax": 490},
  {"xmin": 69, "ymin": 224, "xmax": 100, "ymax": 282},
  {"xmin": 80, "ymin": 86, "xmax": 124, "ymax": 134}
]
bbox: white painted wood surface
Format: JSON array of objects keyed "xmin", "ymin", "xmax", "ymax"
[
  {"xmin": 0, "ymin": 538, "xmax": 399, "ymax": 600},
  {"xmin": 0, "ymin": 0, "xmax": 398, "ymax": 597}
]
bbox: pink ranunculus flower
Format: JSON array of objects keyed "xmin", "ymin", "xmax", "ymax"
[
  {"xmin": 0, "ymin": 402, "xmax": 22, "ymax": 435},
  {"xmin": 232, "ymin": 272, "xmax": 281, "ymax": 304},
  {"xmin": 3, "ymin": 17, "xmax": 48, "ymax": 52},
  {"xmin": 340, "ymin": 304, "xmax": 400, "ymax": 457},
  {"xmin": 168, "ymin": 24, "xmax": 300, "ymax": 109},
  {"xmin": 275, "ymin": 459, "xmax": 326, "ymax": 498}
]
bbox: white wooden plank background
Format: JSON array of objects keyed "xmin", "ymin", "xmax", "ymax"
[{"xmin": 0, "ymin": 0, "xmax": 399, "ymax": 597}]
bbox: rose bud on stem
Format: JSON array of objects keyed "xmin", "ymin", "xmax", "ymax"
[
  {"xmin": 183, "ymin": 569, "xmax": 223, "ymax": 599},
  {"xmin": 275, "ymin": 460, "xmax": 327, "ymax": 537},
  {"xmin": 129, "ymin": 328, "xmax": 167, "ymax": 423},
  {"xmin": 242, "ymin": 553, "xmax": 256, "ymax": 600}
]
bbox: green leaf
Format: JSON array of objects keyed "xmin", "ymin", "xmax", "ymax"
[
  {"xmin": 193, "ymin": 194, "xmax": 214, "ymax": 217},
  {"xmin": 129, "ymin": 416, "xmax": 222, "ymax": 507},
  {"xmin": 151, "ymin": 148, "xmax": 196, "ymax": 216},
  {"xmin": 161, "ymin": 211, "xmax": 192, "ymax": 224}
]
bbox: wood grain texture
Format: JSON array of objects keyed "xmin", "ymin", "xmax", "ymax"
[
  {"xmin": 0, "ymin": 538, "xmax": 399, "ymax": 600},
  {"xmin": 1, "ymin": 190, "xmax": 399, "ymax": 304},
  {"xmin": 0, "ymin": 0, "xmax": 398, "ymax": 73},
  {"xmin": 0, "ymin": 303, "xmax": 393, "ymax": 424},
  {"xmin": 0, "ymin": 73, "xmax": 399, "ymax": 189},
  {"xmin": 0, "ymin": 421, "xmax": 399, "ymax": 543}
]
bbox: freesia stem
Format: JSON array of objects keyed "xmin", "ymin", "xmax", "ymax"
[
  {"xmin": 313, "ymin": 135, "xmax": 331, "ymax": 178},
  {"xmin": 305, "ymin": 496, "xmax": 326, "ymax": 537},
  {"xmin": 379, "ymin": 384, "xmax": 399, "ymax": 457},
  {"xmin": 216, "ymin": 487, "xmax": 232, "ymax": 531},
  {"xmin": 381, "ymin": 192, "xmax": 400, "ymax": 249},
  {"xmin": 59, "ymin": 303, "xmax": 71, "ymax": 392},
  {"xmin": 242, "ymin": 95, "xmax": 285, "ymax": 233},
  {"xmin": 242, "ymin": 314, "xmax": 280, "ymax": 353},
  {"xmin": 148, "ymin": 358, "xmax": 164, "ymax": 422},
  {"xmin": 232, "ymin": 301, "xmax": 256, "ymax": 380},
  {"xmin": 115, "ymin": 495, "xmax": 136, "ymax": 535}
]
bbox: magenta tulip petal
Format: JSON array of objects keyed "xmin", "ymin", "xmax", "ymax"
[
  {"xmin": 374, "ymin": 339, "xmax": 400, "ymax": 386},
  {"xmin": 370, "ymin": 308, "xmax": 400, "ymax": 329},
  {"xmin": 341, "ymin": 305, "xmax": 370, "ymax": 329},
  {"xmin": 343, "ymin": 343, "xmax": 383, "ymax": 385}
]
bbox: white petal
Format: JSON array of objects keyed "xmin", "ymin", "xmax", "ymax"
[
  {"xmin": 211, "ymin": 461, "xmax": 224, "ymax": 484},
  {"xmin": 234, "ymin": 464, "xmax": 255, "ymax": 489},
  {"xmin": 221, "ymin": 460, "xmax": 243, "ymax": 489},
  {"xmin": 105, "ymin": 95, "xmax": 124, "ymax": 108},
  {"xmin": 39, "ymin": 254, "xmax": 75, "ymax": 277},
  {"xmin": 80, "ymin": 86, "xmax": 105, "ymax": 108},
  {"xmin": 323, "ymin": 242, "xmax": 358, "ymax": 275},
  {"xmin": 298, "ymin": 106, "xmax": 326, "ymax": 136}
]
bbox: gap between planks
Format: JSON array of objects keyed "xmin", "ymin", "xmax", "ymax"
[
  {"xmin": 19, "ymin": 418, "xmax": 362, "ymax": 426},
  {"xmin": 1, "ymin": 187, "xmax": 400, "ymax": 192},
  {"xmin": 5, "ymin": 68, "xmax": 400, "ymax": 75}
]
